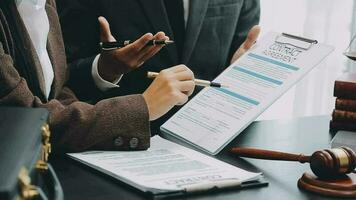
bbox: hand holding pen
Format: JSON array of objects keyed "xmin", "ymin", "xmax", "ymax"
[
  {"xmin": 96, "ymin": 16, "xmax": 171, "ymax": 82},
  {"xmin": 147, "ymin": 72, "xmax": 228, "ymax": 88},
  {"xmin": 143, "ymin": 65, "xmax": 195, "ymax": 120}
]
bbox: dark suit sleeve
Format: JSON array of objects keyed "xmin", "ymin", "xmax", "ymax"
[
  {"xmin": 56, "ymin": 0, "xmax": 103, "ymax": 101},
  {"xmin": 0, "ymin": 42, "xmax": 150, "ymax": 153},
  {"xmin": 227, "ymin": 0, "xmax": 260, "ymax": 66}
]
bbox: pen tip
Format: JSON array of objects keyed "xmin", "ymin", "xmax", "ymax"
[{"xmin": 166, "ymin": 40, "xmax": 174, "ymax": 44}]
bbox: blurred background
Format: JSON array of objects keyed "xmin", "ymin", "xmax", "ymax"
[{"xmin": 257, "ymin": 0, "xmax": 356, "ymax": 120}]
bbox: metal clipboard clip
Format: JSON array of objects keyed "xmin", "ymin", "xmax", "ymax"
[{"xmin": 275, "ymin": 33, "xmax": 318, "ymax": 50}]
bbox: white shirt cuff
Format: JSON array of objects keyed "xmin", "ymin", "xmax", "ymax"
[{"xmin": 91, "ymin": 54, "xmax": 122, "ymax": 92}]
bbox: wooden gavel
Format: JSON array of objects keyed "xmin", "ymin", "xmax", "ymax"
[{"xmin": 231, "ymin": 146, "xmax": 356, "ymax": 179}]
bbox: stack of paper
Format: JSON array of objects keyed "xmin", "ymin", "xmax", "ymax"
[{"xmin": 68, "ymin": 136, "xmax": 262, "ymax": 196}]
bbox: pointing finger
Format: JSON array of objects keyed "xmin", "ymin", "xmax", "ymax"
[{"xmin": 126, "ymin": 33, "xmax": 154, "ymax": 54}]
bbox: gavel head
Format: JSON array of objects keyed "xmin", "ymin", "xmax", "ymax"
[{"xmin": 310, "ymin": 146, "xmax": 356, "ymax": 179}]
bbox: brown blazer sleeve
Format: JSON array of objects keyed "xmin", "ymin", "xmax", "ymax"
[{"xmin": 0, "ymin": 42, "xmax": 150, "ymax": 153}]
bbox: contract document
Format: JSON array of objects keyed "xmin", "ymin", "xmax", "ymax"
[
  {"xmin": 68, "ymin": 136, "xmax": 262, "ymax": 196},
  {"xmin": 161, "ymin": 32, "xmax": 334, "ymax": 155}
]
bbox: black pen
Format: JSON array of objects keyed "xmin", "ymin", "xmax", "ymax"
[
  {"xmin": 100, "ymin": 40, "xmax": 174, "ymax": 51},
  {"xmin": 147, "ymin": 72, "xmax": 229, "ymax": 88}
]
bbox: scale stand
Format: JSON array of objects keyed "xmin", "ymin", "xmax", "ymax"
[{"xmin": 344, "ymin": 35, "xmax": 356, "ymax": 61}]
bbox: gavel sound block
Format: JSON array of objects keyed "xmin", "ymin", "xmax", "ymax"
[{"xmin": 231, "ymin": 146, "xmax": 356, "ymax": 197}]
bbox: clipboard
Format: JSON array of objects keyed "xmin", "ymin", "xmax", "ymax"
[
  {"xmin": 160, "ymin": 31, "xmax": 334, "ymax": 155},
  {"xmin": 275, "ymin": 33, "xmax": 318, "ymax": 50}
]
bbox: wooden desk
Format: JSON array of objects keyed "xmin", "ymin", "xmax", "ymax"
[{"xmin": 51, "ymin": 115, "xmax": 342, "ymax": 200}]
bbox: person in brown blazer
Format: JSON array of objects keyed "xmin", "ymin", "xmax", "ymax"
[{"xmin": 0, "ymin": 0, "xmax": 195, "ymax": 152}]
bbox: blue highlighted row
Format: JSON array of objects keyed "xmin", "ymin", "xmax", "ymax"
[
  {"xmin": 248, "ymin": 53, "xmax": 299, "ymax": 71},
  {"xmin": 214, "ymin": 88, "xmax": 260, "ymax": 105},
  {"xmin": 233, "ymin": 66, "xmax": 283, "ymax": 85}
]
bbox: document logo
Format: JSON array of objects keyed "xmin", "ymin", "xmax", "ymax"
[
  {"xmin": 263, "ymin": 42, "xmax": 303, "ymax": 63},
  {"xmin": 165, "ymin": 175, "xmax": 223, "ymax": 187}
]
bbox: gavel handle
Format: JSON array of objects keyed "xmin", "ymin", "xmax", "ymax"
[{"xmin": 231, "ymin": 147, "xmax": 310, "ymax": 163}]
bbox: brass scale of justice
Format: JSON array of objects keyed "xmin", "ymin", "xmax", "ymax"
[{"xmin": 232, "ymin": 35, "xmax": 356, "ymax": 198}]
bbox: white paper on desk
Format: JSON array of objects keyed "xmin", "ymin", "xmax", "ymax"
[
  {"xmin": 68, "ymin": 136, "xmax": 260, "ymax": 192},
  {"xmin": 161, "ymin": 32, "xmax": 334, "ymax": 155}
]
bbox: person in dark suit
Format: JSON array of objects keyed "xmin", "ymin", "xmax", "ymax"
[
  {"xmin": 0, "ymin": 0, "xmax": 195, "ymax": 152},
  {"xmin": 58, "ymin": 0, "xmax": 261, "ymax": 133}
]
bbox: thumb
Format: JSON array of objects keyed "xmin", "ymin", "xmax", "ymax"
[
  {"xmin": 243, "ymin": 25, "xmax": 261, "ymax": 49},
  {"xmin": 98, "ymin": 16, "xmax": 116, "ymax": 42}
]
